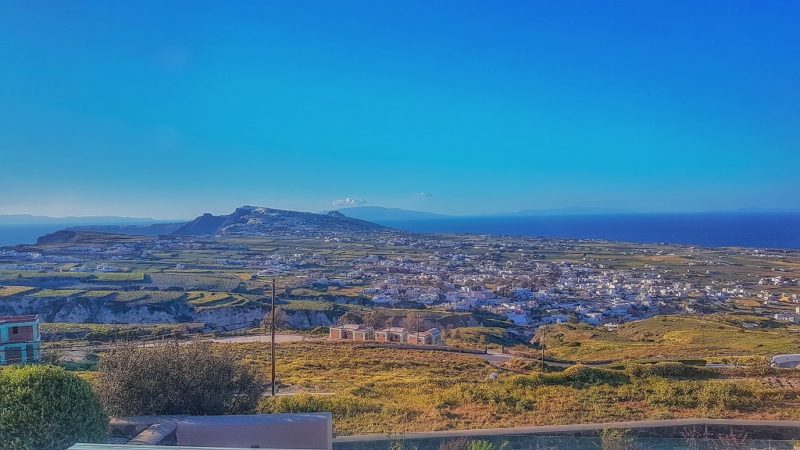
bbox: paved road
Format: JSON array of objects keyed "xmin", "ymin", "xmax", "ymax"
[{"xmin": 210, "ymin": 333, "xmax": 310, "ymax": 344}]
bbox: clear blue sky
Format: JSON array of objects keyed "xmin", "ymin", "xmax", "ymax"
[{"xmin": 1, "ymin": 1, "xmax": 798, "ymax": 218}]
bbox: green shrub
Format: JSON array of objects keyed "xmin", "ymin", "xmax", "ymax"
[
  {"xmin": 638, "ymin": 379, "xmax": 700, "ymax": 408},
  {"xmin": 97, "ymin": 341, "xmax": 263, "ymax": 416},
  {"xmin": 698, "ymin": 381, "xmax": 769, "ymax": 411},
  {"xmin": 467, "ymin": 440, "xmax": 500, "ymax": 450},
  {"xmin": 534, "ymin": 365, "xmax": 629, "ymax": 387},
  {"xmin": 0, "ymin": 365, "xmax": 107, "ymax": 450},
  {"xmin": 598, "ymin": 428, "xmax": 636, "ymax": 450},
  {"xmin": 259, "ymin": 393, "xmax": 382, "ymax": 417},
  {"xmin": 625, "ymin": 362, "xmax": 715, "ymax": 379}
]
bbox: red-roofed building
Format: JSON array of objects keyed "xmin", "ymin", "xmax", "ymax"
[{"xmin": 0, "ymin": 315, "xmax": 41, "ymax": 365}]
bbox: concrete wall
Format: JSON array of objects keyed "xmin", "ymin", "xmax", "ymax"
[
  {"xmin": 175, "ymin": 413, "xmax": 332, "ymax": 450},
  {"xmin": 7, "ymin": 324, "xmax": 35, "ymax": 343}
]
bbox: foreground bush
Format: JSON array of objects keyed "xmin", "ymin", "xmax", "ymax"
[
  {"xmin": 97, "ymin": 341, "xmax": 263, "ymax": 416},
  {"xmin": 0, "ymin": 365, "xmax": 107, "ymax": 450}
]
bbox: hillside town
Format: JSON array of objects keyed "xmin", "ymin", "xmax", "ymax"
[{"xmin": 2, "ymin": 227, "xmax": 799, "ymax": 332}]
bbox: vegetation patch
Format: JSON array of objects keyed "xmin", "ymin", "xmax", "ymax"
[
  {"xmin": 41, "ymin": 322, "xmax": 204, "ymax": 341},
  {"xmin": 0, "ymin": 285, "xmax": 34, "ymax": 297},
  {"xmin": 281, "ymin": 300, "xmax": 336, "ymax": 312},
  {"xmin": 209, "ymin": 342, "xmax": 800, "ymax": 435},
  {"xmin": 543, "ymin": 315, "xmax": 800, "ymax": 362},
  {"xmin": 94, "ymin": 272, "xmax": 145, "ymax": 282},
  {"xmin": 30, "ymin": 289, "xmax": 85, "ymax": 298},
  {"xmin": 148, "ymin": 272, "xmax": 242, "ymax": 291}
]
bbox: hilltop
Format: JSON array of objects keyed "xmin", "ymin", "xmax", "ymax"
[{"xmin": 172, "ymin": 205, "xmax": 389, "ymax": 236}]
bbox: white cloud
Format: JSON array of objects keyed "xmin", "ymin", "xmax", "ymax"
[
  {"xmin": 332, "ymin": 197, "xmax": 367, "ymax": 207},
  {"xmin": 415, "ymin": 192, "xmax": 432, "ymax": 198}
]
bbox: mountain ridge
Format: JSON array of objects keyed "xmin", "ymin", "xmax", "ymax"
[{"xmin": 172, "ymin": 205, "xmax": 389, "ymax": 236}]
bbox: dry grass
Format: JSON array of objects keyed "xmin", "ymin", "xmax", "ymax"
[{"xmin": 217, "ymin": 341, "xmax": 800, "ymax": 436}]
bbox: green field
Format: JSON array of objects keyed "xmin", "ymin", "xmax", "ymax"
[
  {"xmin": 541, "ymin": 315, "xmax": 800, "ymax": 362},
  {"xmin": 0, "ymin": 285, "xmax": 35, "ymax": 297}
]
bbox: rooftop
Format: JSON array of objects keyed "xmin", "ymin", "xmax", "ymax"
[
  {"xmin": 377, "ymin": 327, "xmax": 408, "ymax": 334},
  {"xmin": 0, "ymin": 314, "xmax": 39, "ymax": 325}
]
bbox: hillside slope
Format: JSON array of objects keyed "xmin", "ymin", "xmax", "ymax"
[{"xmin": 172, "ymin": 206, "xmax": 388, "ymax": 236}]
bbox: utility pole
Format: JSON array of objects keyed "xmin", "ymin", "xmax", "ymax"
[
  {"xmin": 540, "ymin": 325, "xmax": 546, "ymax": 372},
  {"xmin": 416, "ymin": 313, "xmax": 421, "ymax": 345},
  {"xmin": 271, "ymin": 278, "xmax": 276, "ymax": 396}
]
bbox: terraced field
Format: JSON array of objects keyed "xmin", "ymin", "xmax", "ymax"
[
  {"xmin": 187, "ymin": 291, "xmax": 262, "ymax": 309},
  {"xmin": 148, "ymin": 272, "xmax": 242, "ymax": 291},
  {"xmin": 0, "ymin": 285, "xmax": 35, "ymax": 297}
]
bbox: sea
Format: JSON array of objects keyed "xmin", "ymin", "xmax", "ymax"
[
  {"xmin": 0, "ymin": 225, "xmax": 78, "ymax": 247},
  {"xmin": 378, "ymin": 213, "xmax": 800, "ymax": 250},
  {"xmin": 0, "ymin": 213, "xmax": 798, "ymax": 249}
]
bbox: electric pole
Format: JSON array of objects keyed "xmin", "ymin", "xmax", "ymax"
[
  {"xmin": 540, "ymin": 325, "xmax": 546, "ymax": 372},
  {"xmin": 416, "ymin": 313, "xmax": 421, "ymax": 345},
  {"xmin": 271, "ymin": 278, "xmax": 276, "ymax": 396}
]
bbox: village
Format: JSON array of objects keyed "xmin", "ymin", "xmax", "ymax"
[{"xmin": 1, "ymin": 231, "xmax": 800, "ymax": 334}]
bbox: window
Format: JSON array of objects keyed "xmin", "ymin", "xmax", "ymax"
[{"xmin": 12, "ymin": 326, "xmax": 18, "ymax": 334}]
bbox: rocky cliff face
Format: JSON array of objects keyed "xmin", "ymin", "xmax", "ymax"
[
  {"xmin": 0, "ymin": 296, "xmax": 341, "ymax": 330},
  {"xmin": 283, "ymin": 310, "xmax": 336, "ymax": 328}
]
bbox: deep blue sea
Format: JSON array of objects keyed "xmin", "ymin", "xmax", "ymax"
[
  {"xmin": 1, "ymin": 213, "xmax": 798, "ymax": 249},
  {"xmin": 379, "ymin": 213, "xmax": 800, "ymax": 249},
  {"xmin": 0, "ymin": 225, "xmax": 75, "ymax": 246}
]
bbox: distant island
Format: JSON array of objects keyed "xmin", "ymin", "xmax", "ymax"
[{"xmin": 2, "ymin": 206, "xmax": 800, "ymax": 249}]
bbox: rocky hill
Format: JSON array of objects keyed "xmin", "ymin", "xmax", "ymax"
[{"xmin": 172, "ymin": 206, "xmax": 389, "ymax": 236}]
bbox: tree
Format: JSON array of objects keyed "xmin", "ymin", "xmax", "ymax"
[
  {"xmin": 0, "ymin": 365, "xmax": 108, "ymax": 450},
  {"xmin": 402, "ymin": 312, "xmax": 420, "ymax": 331},
  {"xmin": 262, "ymin": 306, "xmax": 290, "ymax": 330},
  {"xmin": 97, "ymin": 341, "xmax": 263, "ymax": 416},
  {"xmin": 337, "ymin": 311, "xmax": 362, "ymax": 325},
  {"xmin": 362, "ymin": 310, "xmax": 386, "ymax": 328}
]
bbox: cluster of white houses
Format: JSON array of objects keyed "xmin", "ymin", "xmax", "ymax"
[{"xmin": 329, "ymin": 324, "xmax": 442, "ymax": 346}]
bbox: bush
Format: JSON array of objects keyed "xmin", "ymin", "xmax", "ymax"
[
  {"xmin": 259, "ymin": 393, "xmax": 382, "ymax": 417},
  {"xmin": 97, "ymin": 341, "xmax": 263, "ymax": 416},
  {"xmin": 537, "ymin": 365, "xmax": 629, "ymax": 387},
  {"xmin": 639, "ymin": 379, "xmax": 700, "ymax": 408},
  {"xmin": 0, "ymin": 365, "xmax": 107, "ymax": 450},
  {"xmin": 626, "ymin": 362, "xmax": 715, "ymax": 379},
  {"xmin": 698, "ymin": 381, "xmax": 769, "ymax": 411},
  {"xmin": 510, "ymin": 365, "xmax": 629, "ymax": 389}
]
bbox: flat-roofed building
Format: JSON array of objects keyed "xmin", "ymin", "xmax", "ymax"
[
  {"xmin": 375, "ymin": 327, "xmax": 408, "ymax": 343},
  {"xmin": 0, "ymin": 315, "xmax": 41, "ymax": 365},
  {"xmin": 407, "ymin": 328, "xmax": 442, "ymax": 346},
  {"xmin": 329, "ymin": 324, "xmax": 374, "ymax": 341}
]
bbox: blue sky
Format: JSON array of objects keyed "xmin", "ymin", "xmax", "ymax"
[{"xmin": 1, "ymin": 1, "xmax": 798, "ymax": 218}]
